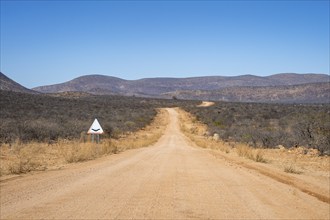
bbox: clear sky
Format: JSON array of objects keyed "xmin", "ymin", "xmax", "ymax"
[{"xmin": 1, "ymin": 0, "xmax": 329, "ymax": 88}]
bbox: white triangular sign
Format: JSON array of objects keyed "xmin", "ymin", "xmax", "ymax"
[{"xmin": 87, "ymin": 118, "xmax": 104, "ymax": 134}]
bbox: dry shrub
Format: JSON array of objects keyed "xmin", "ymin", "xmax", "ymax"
[
  {"xmin": 254, "ymin": 150, "xmax": 267, "ymax": 163},
  {"xmin": 182, "ymin": 101, "xmax": 330, "ymax": 153},
  {"xmin": 0, "ymin": 90, "xmax": 163, "ymax": 144}
]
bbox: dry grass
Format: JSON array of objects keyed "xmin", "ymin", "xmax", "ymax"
[
  {"xmin": 236, "ymin": 145, "xmax": 267, "ymax": 163},
  {"xmin": 0, "ymin": 109, "xmax": 168, "ymax": 176},
  {"xmin": 236, "ymin": 145, "xmax": 252, "ymax": 158},
  {"xmin": 262, "ymin": 148, "xmax": 330, "ymax": 176},
  {"xmin": 58, "ymin": 140, "xmax": 118, "ymax": 163},
  {"xmin": 1, "ymin": 141, "xmax": 49, "ymax": 175},
  {"xmin": 0, "ymin": 139, "xmax": 122, "ymax": 175},
  {"xmin": 284, "ymin": 163, "xmax": 303, "ymax": 174}
]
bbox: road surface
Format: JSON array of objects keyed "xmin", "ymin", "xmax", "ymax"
[{"xmin": 1, "ymin": 108, "xmax": 329, "ymax": 219}]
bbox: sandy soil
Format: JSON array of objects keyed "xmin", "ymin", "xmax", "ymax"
[
  {"xmin": 197, "ymin": 101, "xmax": 215, "ymax": 107},
  {"xmin": 1, "ymin": 108, "xmax": 329, "ymax": 219}
]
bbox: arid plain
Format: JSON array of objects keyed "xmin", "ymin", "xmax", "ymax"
[{"xmin": 1, "ymin": 108, "xmax": 329, "ymax": 219}]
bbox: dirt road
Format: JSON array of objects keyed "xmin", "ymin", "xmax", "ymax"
[{"xmin": 1, "ymin": 108, "xmax": 329, "ymax": 219}]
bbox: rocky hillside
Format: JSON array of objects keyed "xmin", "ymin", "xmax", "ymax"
[{"xmin": 0, "ymin": 72, "xmax": 38, "ymax": 94}]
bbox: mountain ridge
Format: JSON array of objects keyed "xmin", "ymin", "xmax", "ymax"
[
  {"xmin": 32, "ymin": 73, "xmax": 329, "ymax": 93},
  {"xmin": 162, "ymin": 82, "xmax": 330, "ymax": 103},
  {"xmin": 0, "ymin": 72, "xmax": 38, "ymax": 94},
  {"xmin": 1, "ymin": 72, "xmax": 329, "ymax": 103}
]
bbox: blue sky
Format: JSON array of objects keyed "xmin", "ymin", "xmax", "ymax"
[{"xmin": 1, "ymin": 0, "xmax": 329, "ymax": 88}]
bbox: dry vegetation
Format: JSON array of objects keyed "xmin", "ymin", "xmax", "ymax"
[
  {"xmin": 0, "ymin": 109, "xmax": 168, "ymax": 176},
  {"xmin": 0, "ymin": 90, "xmax": 187, "ymax": 144},
  {"xmin": 178, "ymin": 108, "xmax": 330, "ymax": 176},
  {"xmin": 178, "ymin": 107, "xmax": 266, "ymax": 162},
  {"xmin": 181, "ymin": 101, "xmax": 330, "ymax": 155},
  {"xmin": 167, "ymin": 82, "xmax": 330, "ymax": 103},
  {"xmin": 1, "ymin": 89, "xmax": 329, "ymax": 178},
  {"xmin": 0, "ymin": 90, "xmax": 192, "ymax": 177}
]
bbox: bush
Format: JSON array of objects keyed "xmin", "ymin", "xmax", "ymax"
[
  {"xmin": 182, "ymin": 102, "xmax": 330, "ymax": 153},
  {"xmin": 0, "ymin": 90, "xmax": 197, "ymax": 144},
  {"xmin": 0, "ymin": 91, "xmax": 165, "ymax": 144}
]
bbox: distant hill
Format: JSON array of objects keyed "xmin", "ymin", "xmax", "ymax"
[
  {"xmin": 0, "ymin": 72, "xmax": 38, "ymax": 94},
  {"xmin": 32, "ymin": 73, "xmax": 329, "ymax": 103},
  {"xmin": 266, "ymin": 73, "xmax": 329, "ymax": 85},
  {"xmin": 34, "ymin": 75, "xmax": 125, "ymax": 94},
  {"xmin": 1, "ymin": 71, "xmax": 329, "ymax": 103},
  {"xmin": 33, "ymin": 73, "xmax": 329, "ymax": 93},
  {"xmin": 163, "ymin": 82, "xmax": 330, "ymax": 103}
]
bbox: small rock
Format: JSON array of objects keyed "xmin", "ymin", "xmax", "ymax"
[
  {"xmin": 276, "ymin": 145, "xmax": 285, "ymax": 150},
  {"xmin": 213, "ymin": 133, "xmax": 220, "ymax": 141}
]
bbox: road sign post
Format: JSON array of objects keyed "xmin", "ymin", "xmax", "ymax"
[{"xmin": 87, "ymin": 118, "xmax": 104, "ymax": 144}]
